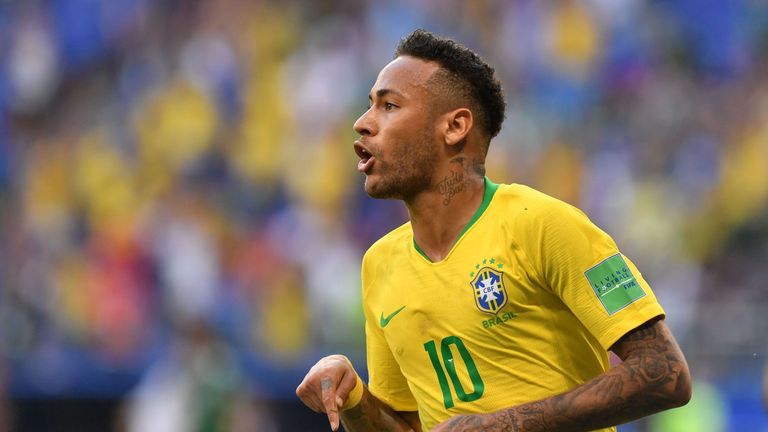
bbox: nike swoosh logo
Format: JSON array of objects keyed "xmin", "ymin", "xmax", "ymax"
[{"xmin": 380, "ymin": 306, "xmax": 406, "ymax": 328}]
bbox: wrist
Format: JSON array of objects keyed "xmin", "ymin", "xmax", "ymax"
[{"xmin": 341, "ymin": 373, "xmax": 364, "ymax": 411}]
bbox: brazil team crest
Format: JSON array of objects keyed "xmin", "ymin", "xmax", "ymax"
[{"xmin": 471, "ymin": 266, "xmax": 508, "ymax": 315}]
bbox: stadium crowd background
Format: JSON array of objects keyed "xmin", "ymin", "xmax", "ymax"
[{"xmin": 0, "ymin": 0, "xmax": 766, "ymax": 430}]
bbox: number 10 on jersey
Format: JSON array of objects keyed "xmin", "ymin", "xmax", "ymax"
[{"xmin": 423, "ymin": 336, "xmax": 485, "ymax": 409}]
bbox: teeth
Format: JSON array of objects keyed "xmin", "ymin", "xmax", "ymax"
[{"xmin": 354, "ymin": 142, "xmax": 372, "ymax": 160}]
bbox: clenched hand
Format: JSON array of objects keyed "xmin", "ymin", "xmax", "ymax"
[{"xmin": 296, "ymin": 354, "xmax": 361, "ymax": 431}]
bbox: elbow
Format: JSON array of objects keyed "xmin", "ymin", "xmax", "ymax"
[
  {"xmin": 675, "ymin": 368, "xmax": 693, "ymax": 407},
  {"xmin": 640, "ymin": 354, "xmax": 692, "ymax": 411},
  {"xmin": 664, "ymin": 360, "xmax": 692, "ymax": 409}
]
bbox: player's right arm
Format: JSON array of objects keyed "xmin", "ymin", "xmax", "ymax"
[
  {"xmin": 296, "ymin": 354, "xmax": 421, "ymax": 431},
  {"xmin": 342, "ymin": 385, "xmax": 421, "ymax": 431}
]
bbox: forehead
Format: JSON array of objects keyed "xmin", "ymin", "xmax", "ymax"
[{"xmin": 371, "ymin": 56, "xmax": 440, "ymax": 98}]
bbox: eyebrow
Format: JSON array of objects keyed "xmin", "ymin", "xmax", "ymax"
[{"xmin": 368, "ymin": 88, "xmax": 404, "ymax": 102}]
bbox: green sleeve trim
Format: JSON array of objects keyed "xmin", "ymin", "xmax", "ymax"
[{"xmin": 413, "ymin": 177, "xmax": 499, "ymax": 262}]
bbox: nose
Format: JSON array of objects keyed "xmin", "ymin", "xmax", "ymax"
[{"xmin": 353, "ymin": 108, "xmax": 375, "ymax": 136}]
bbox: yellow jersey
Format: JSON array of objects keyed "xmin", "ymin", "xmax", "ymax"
[{"xmin": 361, "ymin": 178, "xmax": 665, "ymax": 431}]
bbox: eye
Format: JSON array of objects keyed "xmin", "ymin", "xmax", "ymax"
[{"xmin": 384, "ymin": 102, "xmax": 396, "ymax": 111}]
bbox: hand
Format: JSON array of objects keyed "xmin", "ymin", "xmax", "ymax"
[
  {"xmin": 296, "ymin": 354, "xmax": 360, "ymax": 431},
  {"xmin": 431, "ymin": 413, "xmax": 492, "ymax": 431}
]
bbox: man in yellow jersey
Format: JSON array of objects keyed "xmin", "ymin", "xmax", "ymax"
[{"xmin": 296, "ymin": 29, "xmax": 691, "ymax": 432}]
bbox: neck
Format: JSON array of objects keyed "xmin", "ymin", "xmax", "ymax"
[{"xmin": 406, "ymin": 157, "xmax": 486, "ymax": 262}]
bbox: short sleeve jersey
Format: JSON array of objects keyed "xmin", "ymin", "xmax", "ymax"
[{"xmin": 361, "ymin": 179, "xmax": 665, "ymax": 431}]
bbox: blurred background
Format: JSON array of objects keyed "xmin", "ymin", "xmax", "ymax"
[{"xmin": 0, "ymin": 0, "xmax": 766, "ymax": 430}]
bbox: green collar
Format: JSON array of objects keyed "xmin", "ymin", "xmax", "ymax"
[{"xmin": 414, "ymin": 177, "xmax": 499, "ymax": 262}]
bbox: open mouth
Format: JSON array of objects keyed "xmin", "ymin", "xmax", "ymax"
[{"xmin": 354, "ymin": 141, "xmax": 375, "ymax": 174}]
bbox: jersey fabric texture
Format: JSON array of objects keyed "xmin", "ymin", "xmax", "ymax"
[{"xmin": 361, "ymin": 178, "xmax": 665, "ymax": 431}]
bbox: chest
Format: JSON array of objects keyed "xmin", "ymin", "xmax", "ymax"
[{"xmin": 369, "ymin": 242, "xmax": 561, "ymax": 350}]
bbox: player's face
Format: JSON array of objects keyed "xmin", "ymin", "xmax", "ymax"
[{"xmin": 353, "ymin": 56, "xmax": 442, "ymax": 201}]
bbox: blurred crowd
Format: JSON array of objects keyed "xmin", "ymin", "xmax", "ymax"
[{"xmin": 0, "ymin": 0, "xmax": 767, "ymax": 430}]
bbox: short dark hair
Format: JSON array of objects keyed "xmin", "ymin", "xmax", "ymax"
[{"xmin": 395, "ymin": 29, "xmax": 506, "ymax": 141}]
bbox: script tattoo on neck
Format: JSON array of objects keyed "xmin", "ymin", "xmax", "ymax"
[{"xmin": 437, "ymin": 157, "xmax": 473, "ymax": 206}]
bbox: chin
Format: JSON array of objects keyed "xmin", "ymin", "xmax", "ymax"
[{"xmin": 364, "ymin": 176, "xmax": 400, "ymax": 200}]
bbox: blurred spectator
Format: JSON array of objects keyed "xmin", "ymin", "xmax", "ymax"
[
  {"xmin": 124, "ymin": 319, "xmax": 263, "ymax": 432},
  {"xmin": 0, "ymin": 362, "xmax": 8, "ymax": 432},
  {"xmin": 763, "ymin": 359, "xmax": 768, "ymax": 412}
]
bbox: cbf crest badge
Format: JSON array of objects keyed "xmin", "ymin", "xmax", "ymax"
[{"xmin": 471, "ymin": 266, "xmax": 508, "ymax": 315}]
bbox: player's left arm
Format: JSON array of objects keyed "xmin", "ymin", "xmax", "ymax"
[{"xmin": 432, "ymin": 316, "xmax": 691, "ymax": 432}]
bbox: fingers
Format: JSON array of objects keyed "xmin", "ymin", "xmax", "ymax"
[
  {"xmin": 295, "ymin": 355, "xmax": 358, "ymax": 430},
  {"xmin": 321, "ymin": 377, "xmax": 340, "ymax": 430},
  {"xmin": 296, "ymin": 380, "xmax": 323, "ymax": 413},
  {"xmin": 334, "ymin": 366, "xmax": 359, "ymax": 407},
  {"xmin": 296, "ymin": 368, "xmax": 326, "ymax": 413}
]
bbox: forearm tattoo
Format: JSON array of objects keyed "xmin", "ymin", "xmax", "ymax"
[
  {"xmin": 440, "ymin": 320, "xmax": 690, "ymax": 432},
  {"xmin": 341, "ymin": 386, "xmax": 417, "ymax": 432}
]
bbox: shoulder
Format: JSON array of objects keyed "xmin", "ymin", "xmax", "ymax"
[
  {"xmin": 489, "ymin": 183, "xmax": 608, "ymax": 258},
  {"xmin": 362, "ymin": 221, "xmax": 412, "ymax": 267},
  {"xmin": 361, "ymin": 222, "xmax": 412, "ymax": 299},
  {"xmin": 491, "ymin": 182, "xmax": 586, "ymax": 227},
  {"xmin": 493, "ymin": 182, "xmax": 559, "ymax": 207}
]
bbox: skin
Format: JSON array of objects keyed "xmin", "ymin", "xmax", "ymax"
[
  {"xmin": 431, "ymin": 317, "xmax": 691, "ymax": 431},
  {"xmin": 352, "ymin": 56, "xmax": 486, "ymax": 263},
  {"xmin": 296, "ymin": 55, "xmax": 692, "ymax": 431}
]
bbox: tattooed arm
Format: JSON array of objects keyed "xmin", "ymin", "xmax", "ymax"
[
  {"xmin": 341, "ymin": 386, "xmax": 422, "ymax": 432},
  {"xmin": 432, "ymin": 317, "xmax": 691, "ymax": 432}
]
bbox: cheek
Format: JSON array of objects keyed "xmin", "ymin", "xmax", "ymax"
[{"xmin": 378, "ymin": 113, "xmax": 437, "ymax": 161}]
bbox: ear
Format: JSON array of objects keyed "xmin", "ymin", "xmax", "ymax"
[{"xmin": 442, "ymin": 108, "xmax": 473, "ymax": 147}]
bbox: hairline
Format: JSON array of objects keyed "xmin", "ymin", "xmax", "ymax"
[{"xmin": 421, "ymin": 62, "xmax": 492, "ymax": 146}]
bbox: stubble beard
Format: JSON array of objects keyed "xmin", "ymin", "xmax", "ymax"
[{"xmin": 364, "ymin": 132, "xmax": 438, "ymax": 202}]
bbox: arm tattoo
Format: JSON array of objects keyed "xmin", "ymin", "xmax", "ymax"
[
  {"xmin": 340, "ymin": 386, "xmax": 418, "ymax": 431},
  {"xmin": 469, "ymin": 319, "xmax": 690, "ymax": 432}
]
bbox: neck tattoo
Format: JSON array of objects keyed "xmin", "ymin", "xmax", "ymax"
[
  {"xmin": 437, "ymin": 158, "xmax": 473, "ymax": 206},
  {"xmin": 438, "ymin": 170, "xmax": 466, "ymax": 205}
]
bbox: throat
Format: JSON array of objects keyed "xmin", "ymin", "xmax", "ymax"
[
  {"xmin": 409, "ymin": 176, "xmax": 497, "ymax": 263},
  {"xmin": 410, "ymin": 204, "xmax": 471, "ymax": 262},
  {"xmin": 413, "ymin": 239, "xmax": 454, "ymax": 263}
]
